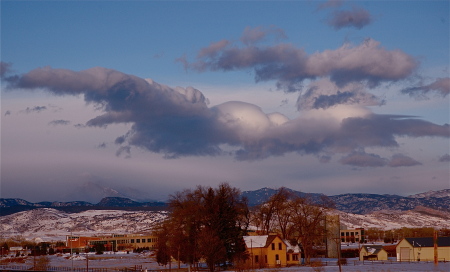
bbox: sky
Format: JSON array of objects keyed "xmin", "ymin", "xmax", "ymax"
[{"xmin": 1, "ymin": 0, "xmax": 449, "ymax": 202}]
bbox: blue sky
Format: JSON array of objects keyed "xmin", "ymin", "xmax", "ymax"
[{"xmin": 1, "ymin": 0, "xmax": 449, "ymax": 202}]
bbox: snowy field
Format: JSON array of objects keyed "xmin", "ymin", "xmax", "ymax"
[{"xmin": 1, "ymin": 253, "xmax": 449, "ymax": 272}]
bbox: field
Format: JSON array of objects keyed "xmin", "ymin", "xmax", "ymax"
[{"xmin": 1, "ymin": 252, "xmax": 449, "ymax": 272}]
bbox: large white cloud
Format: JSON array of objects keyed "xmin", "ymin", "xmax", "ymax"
[{"xmin": 4, "ymin": 64, "xmax": 449, "ymax": 165}]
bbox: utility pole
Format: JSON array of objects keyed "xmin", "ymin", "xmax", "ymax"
[{"xmin": 434, "ymin": 231, "xmax": 438, "ymax": 265}]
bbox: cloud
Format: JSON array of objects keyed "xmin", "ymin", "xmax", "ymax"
[
  {"xmin": 6, "ymin": 66, "xmax": 449, "ymax": 161},
  {"xmin": 339, "ymin": 151, "xmax": 387, "ymax": 167},
  {"xmin": 327, "ymin": 6, "xmax": 373, "ymax": 30},
  {"xmin": 388, "ymin": 154, "xmax": 422, "ymax": 167},
  {"xmin": 97, "ymin": 142, "xmax": 107, "ymax": 149},
  {"xmin": 439, "ymin": 154, "xmax": 450, "ymax": 162},
  {"xmin": 22, "ymin": 106, "xmax": 47, "ymax": 114},
  {"xmin": 317, "ymin": 0, "xmax": 344, "ymax": 10},
  {"xmin": 187, "ymin": 37, "xmax": 417, "ymax": 92},
  {"xmin": 240, "ymin": 26, "xmax": 287, "ymax": 46},
  {"xmin": 48, "ymin": 119, "xmax": 71, "ymax": 126},
  {"xmin": 297, "ymin": 78, "xmax": 381, "ymax": 110},
  {"xmin": 401, "ymin": 77, "xmax": 450, "ymax": 98},
  {"xmin": 1, "ymin": 61, "xmax": 13, "ymax": 77}
]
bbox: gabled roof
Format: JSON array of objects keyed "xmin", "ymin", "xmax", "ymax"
[
  {"xmin": 243, "ymin": 235, "xmax": 268, "ymax": 248},
  {"xmin": 404, "ymin": 237, "xmax": 450, "ymax": 248},
  {"xmin": 243, "ymin": 235, "xmax": 286, "ymax": 249},
  {"xmin": 361, "ymin": 245, "xmax": 385, "ymax": 255},
  {"xmin": 284, "ymin": 240, "xmax": 301, "ymax": 253}
]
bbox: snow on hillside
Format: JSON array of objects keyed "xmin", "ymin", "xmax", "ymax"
[
  {"xmin": 1, "ymin": 206, "xmax": 449, "ymax": 242},
  {"xmin": 409, "ymin": 189, "xmax": 450, "ymax": 198},
  {"xmin": 333, "ymin": 207, "xmax": 450, "ymax": 230},
  {"xmin": 0, "ymin": 208, "xmax": 167, "ymax": 241}
]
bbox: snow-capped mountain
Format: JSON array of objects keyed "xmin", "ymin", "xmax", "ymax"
[
  {"xmin": 408, "ymin": 189, "xmax": 450, "ymax": 198},
  {"xmin": 242, "ymin": 188, "xmax": 450, "ymax": 214},
  {"xmin": 334, "ymin": 206, "xmax": 450, "ymax": 230},
  {"xmin": 0, "ymin": 197, "xmax": 166, "ymax": 216}
]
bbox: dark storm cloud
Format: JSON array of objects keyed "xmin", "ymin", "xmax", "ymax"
[
  {"xmin": 48, "ymin": 119, "xmax": 71, "ymax": 126},
  {"xmin": 187, "ymin": 37, "xmax": 417, "ymax": 92},
  {"xmin": 327, "ymin": 7, "xmax": 373, "ymax": 30},
  {"xmin": 6, "ymin": 66, "xmax": 449, "ymax": 161},
  {"xmin": 339, "ymin": 151, "xmax": 387, "ymax": 167},
  {"xmin": 401, "ymin": 77, "xmax": 450, "ymax": 98},
  {"xmin": 388, "ymin": 154, "xmax": 422, "ymax": 167}
]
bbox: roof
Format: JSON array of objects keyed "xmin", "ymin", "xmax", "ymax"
[
  {"xmin": 243, "ymin": 235, "xmax": 268, "ymax": 248},
  {"xmin": 361, "ymin": 245, "xmax": 385, "ymax": 255},
  {"xmin": 404, "ymin": 237, "xmax": 450, "ymax": 248},
  {"xmin": 243, "ymin": 235, "xmax": 286, "ymax": 249},
  {"xmin": 284, "ymin": 240, "xmax": 301, "ymax": 253}
]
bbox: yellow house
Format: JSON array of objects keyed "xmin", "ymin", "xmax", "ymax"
[
  {"xmin": 285, "ymin": 240, "xmax": 302, "ymax": 266},
  {"xmin": 243, "ymin": 235, "xmax": 288, "ymax": 268},
  {"xmin": 396, "ymin": 237, "xmax": 450, "ymax": 262},
  {"xmin": 359, "ymin": 245, "xmax": 388, "ymax": 261}
]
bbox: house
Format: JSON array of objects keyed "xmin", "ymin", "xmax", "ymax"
[
  {"xmin": 396, "ymin": 237, "xmax": 450, "ymax": 262},
  {"xmin": 359, "ymin": 245, "xmax": 388, "ymax": 261},
  {"xmin": 243, "ymin": 235, "xmax": 288, "ymax": 268},
  {"xmin": 285, "ymin": 240, "xmax": 302, "ymax": 266}
]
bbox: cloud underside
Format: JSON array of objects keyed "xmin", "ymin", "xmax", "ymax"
[{"xmin": 5, "ymin": 65, "xmax": 449, "ymax": 166}]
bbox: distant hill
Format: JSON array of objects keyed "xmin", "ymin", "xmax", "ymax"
[
  {"xmin": 2, "ymin": 188, "xmax": 449, "ymax": 216},
  {"xmin": 241, "ymin": 187, "xmax": 450, "ymax": 214},
  {"xmin": 0, "ymin": 197, "xmax": 167, "ymax": 216}
]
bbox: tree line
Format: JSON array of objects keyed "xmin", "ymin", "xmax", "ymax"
[{"xmin": 155, "ymin": 184, "xmax": 334, "ymax": 271}]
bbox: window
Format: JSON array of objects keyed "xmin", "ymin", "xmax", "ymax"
[
  {"xmin": 275, "ymin": 254, "xmax": 279, "ymax": 261},
  {"xmin": 131, "ymin": 239, "xmax": 135, "ymax": 243},
  {"xmin": 137, "ymin": 239, "xmax": 140, "ymax": 243},
  {"xmin": 255, "ymin": 255, "xmax": 259, "ymax": 263},
  {"xmin": 292, "ymin": 254, "xmax": 299, "ymax": 261},
  {"xmin": 286, "ymin": 254, "xmax": 290, "ymax": 261},
  {"xmin": 278, "ymin": 243, "xmax": 282, "ymax": 250},
  {"xmin": 351, "ymin": 232, "xmax": 354, "ymax": 236},
  {"xmin": 346, "ymin": 232, "xmax": 349, "ymax": 237},
  {"xmin": 147, "ymin": 239, "xmax": 151, "ymax": 243},
  {"xmin": 271, "ymin": 243, "xmax": 275, "ymax": 250},
  {"xmin": 341, "ymin": 238, "xmax": 345, "ymax": 242},
  {"xmin": 341, "ymin": 232, "xmax": 344, "ymax": 236}
]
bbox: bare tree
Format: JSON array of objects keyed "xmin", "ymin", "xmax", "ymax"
[
  {"xmin": 155, "ymin": 183, "xmax": 249, "ymax": 272},
  {"xmin": 289, "ymin": 196, "xmax": 332, "ymax": 264}
]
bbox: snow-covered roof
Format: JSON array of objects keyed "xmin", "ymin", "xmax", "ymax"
[
  {"xmin": 243, "ymin": 235, "xmax": 268, "ymax": 248},
  {"xmin": 361, "ymin": 245, "xmax": 384, "ymax": 255},
  {"xmin": 284, "ymin": 240, "xmax": 301, "ymax": 253}
]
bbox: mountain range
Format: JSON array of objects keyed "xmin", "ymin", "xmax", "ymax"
[{"xmin": 1, "ymin": 187, "xmax": 449, "ymax": 216}]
